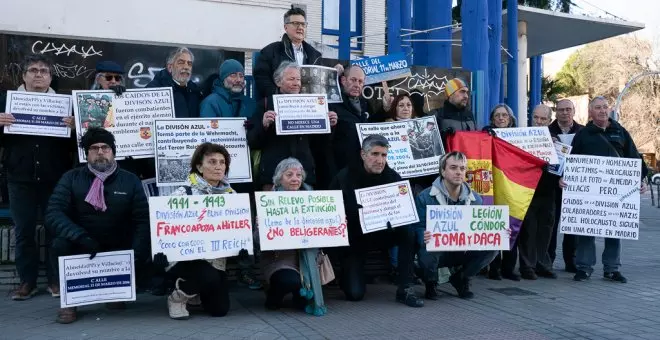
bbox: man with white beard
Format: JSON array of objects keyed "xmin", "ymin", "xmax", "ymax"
[{"xmin": 147, "ymin": 47, "xmax": 202, "ymax": 118}]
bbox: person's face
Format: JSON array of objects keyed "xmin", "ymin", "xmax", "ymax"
[
  {"xmin": 449, "ymin": 87, "xmax": 469, "ymax": 108},
  {"xmin": 492, "ymin": 108, "xmax": 511, "ymax": 128},
  {"xmin": 281, "ymin": 167, "xmax": 303, "ymax": 191},
  {"xmin": 224, "ymin": 72, "xmax": 245, "ymax": 93},
  {"xmin": 278, "ymin": 68, "xmax": 301, "ymax": 94},
  {"xmin": 87, "ymin": 143, "xmax": 114, "ymax": 171},
  {"xmin": 22, "ymin": 61, "xmax": 52, "ymax": 92},
  {"xmin": 86, "ymin": 99, "xmax": 94, "ymax": 105},
  {"xmin": 168, "ymin": 52, "xmax": 193, "ymax": 84},
  {"xmin": 361, "ymin": 145, "xmax": 388, "ymax": 174},
  {"xmin": 98, "ymin": 72, "xmax": 122, "ymax": 89},
  {"xmin": 196, "ymin": 153, "xmax": 226, "ymax": 185},
  {"xmin": 441, "ymin": 157, "xmax": 467, "ymax": 187},
  {"xmin": 555, "ymin": 100, "xmax": 575, "ymax": 124},
  {"xmin": 589, "ymin": 98, "xmax": 609, "ymax": 128},
  {"xmin": 396, "ymin": 96, "xmax": 413, "ymax": 120},
  {"xmin": 341, "ymin": 67, "xmax": 365, "ymax": 97},
  {"xmin": 532, "ymin": 108, "xmax": 551, "ymax": 127},
  {"xmin": 284, "ymin": 14, "xmax": 307, "ymax": 43}
]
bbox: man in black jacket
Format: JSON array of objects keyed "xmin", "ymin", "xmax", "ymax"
[
  {"xmin": 330, "ymin": 135, "xmax": 424, "ymax": 308},
  {"xmin": 147, "ymin": 47, "xmax": 202, "ymax": 118},
  {"xmin": 429, "ymin": 78, "xmax": 476, "ymax": 139},
  {"xmin": 0, "ymin": 54, "xmax": 76, "ymax": 301},
  {"xmin": 45, "ymin": 128, "xmax": 150, "ymax": 324}
]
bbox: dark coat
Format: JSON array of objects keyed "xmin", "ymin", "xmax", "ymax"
[
  {"xmin": 547, "ymin": 119, "xmax": 584, "ymax": 138},
  {"xmin": 431, "ymin": 100, "xmax": 477, "ymax": 133},
  {"xmin": 45, "ymin": 166, "xmax": 151, "ymax": 261},
  {"xmin": 328, "ymin": 94, "xmax": 373, "ymax": 171},
  {"xmin": 147, "ymin": 69, "xmax": 202, "ymax": 118},
  {"xmin": 199, "ymin": 80, "xmax": 255, "ymax": 120},
  {"xmin": 253, "ymin": 34, "xmax": 322, "ymax": 100}
]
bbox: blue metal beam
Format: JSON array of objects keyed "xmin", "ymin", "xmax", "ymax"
[
  {"xmin": 400, "ymin": 0, "xmax": 412, "ymax": 63},
  {"xmin": 426, "ymin": 0, "xmax": 452, "ymax": 68},
  {"xmin": 488, "ymin": 0, "xmax": 503, "ymax": 110},
  {"xmin": 338, "ymin": 0, "xmax": 352, "ymax": 60},
  {"xmin": 529, "ymin": 55, "xmax": 542, "ymax": 114},
  {"xmin": 387, "ymin": 0, "xmax": 402, "ymax": 54},
  {"xmin": 461, "ymin": 0, "xmax": 489, "ymax": 126},
  {"xmin": 506, "ymin": 0, "xmax": 519, "ymax": 119},
  {"xmin": 412, "ymin": 0, "xmax": 428, "ymax": 65}
]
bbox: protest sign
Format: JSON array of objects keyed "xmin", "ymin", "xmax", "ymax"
[
  {"xmin": 560, "ymin": 155, "xmax": 641, "ymax": 240},
  {"xmin": 558, "ymin": 133, "xmax": 575, "ymax": 145},
  {"xmin": 255, "ymin": 191, "xmax": 348, "ymax": 251},
  {"xmin": 273, "ymin": 94, "xmax": 330, "ymax": 135},
  {"xmin": 300, "ymin": 65, "xmax": 342, "ymax": 103},
  {"xmin": 3, "ymin": 91, "xmax": 72, "ymax": 138},
  {"xmin": 351, "ymin": 53, "xmax": 412, "ymax": 85},
  {"xmin": 72, "ymin": 87, "xmax": 174, "ymax": 161},
  {"xmin": 149, "ymin": 194, "xmax": 254, "ymax": 261},
  {"xmin": 547, "ymin": 141, "xmax": 572, "ymax": 176},
  {"xmin": 426, "ymin": 205, "xmax": 509, "ymax": 251},
  {"xmin": 354, "ymin": 180, "xmax": 419, "ymax": 233},
  {"xmin": 154, "ymin": 118, "xmax": 251, "ymax": 186},
  {"xmin": 59, "ymin": 250, "xmax": 135, "ymax": 308},
  {"xmin": 493, "ymin": 127, "xmax": 558, "ymax": 164},
  {"xmin": 356, "ymin": 116, "xmax": 445, "ymax": 178}
]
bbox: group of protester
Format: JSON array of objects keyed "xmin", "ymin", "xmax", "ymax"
[{"xmin": 0, "ymin": 5, "xmax": 649, "ymax": 325}]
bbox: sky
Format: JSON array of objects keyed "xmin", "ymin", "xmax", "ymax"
[{"xmin": 543, "ymin": 0, "xmax": 660, "ymax": 76}]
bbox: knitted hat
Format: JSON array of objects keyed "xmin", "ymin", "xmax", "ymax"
[
  {"xmin": 219, "ymin": 59, "xmax": 244, "ymax": 82},
  {"xmin": 80, "ymin": 127, "xmax": 117, "ymax": 155},
  {"xmin": 445, "ymin": 78, "xmax": 467, "ymax": 97}
]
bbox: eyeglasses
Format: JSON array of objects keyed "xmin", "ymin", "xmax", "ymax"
[
  {"xmin": 89, "ymin": 145, "xmax": 112, "ymax": 153},
  {"xmin": 286, "ymin": 21, "xmax": 307, "ymax": 28},
  {"xmin": 104, "ymin": 74, "xmax": 122, "ymax": 81},
  {"xmin": 556, "ymin": 108, "xmax": 573, "ymax": 113},
  {"xmin": 27, "ymin": 68, "xmax": 51, "ymax": 76}
]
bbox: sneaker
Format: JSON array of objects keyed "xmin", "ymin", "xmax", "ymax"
[
  {"xmin": 47, "ymin": 284, "xmax": 60, "ymax": 298},
  {"xmin": 187, "ymin": 295, "xmax": 202, "ymax": 309},
  {"xmin": 603, "ymin": 271, "xmax": 627, "ymax": 283},
  {"xmin": 449, "ymin": 274, "xmax": 474, "ymax": 299},
  {"xmin": 395, "ymin": 287, "xmax": 424, "ymax": 307},
  {"xmin": 520, "ymin": 271, "xmax": 538, "ymax": 280},
  {"xmin": 502, "ymin": 271, "xmax": 521, "ymax": 281},
  {"xmin": 239, "ymin": 272, "xmax": 263, "ymax": 290},
  {"xmin": 11, "ymin": 283, "xmax": 38, "ymax": 301},
  {"xmin": 573, "ymin": 270, "xmax": 590, "ymax": 281},
  {"xmin": 536, "ymin": 269, "xmax": 558, "ymax": 279},
  {"xmin": 167, "ymin": 278, "xmax": 195, "ymax": 320},
  {"xmin": 56, "ymin": 307, "xmax": 77, "ymax": 324},
  {"xmin": 424, "ymin": 282, "xmax": 439, "ymax": 300}
]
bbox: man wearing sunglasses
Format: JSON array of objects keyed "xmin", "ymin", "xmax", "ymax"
[{"xmin": 92, "ymin": 61, "xmax": 126, "ymax": 95}]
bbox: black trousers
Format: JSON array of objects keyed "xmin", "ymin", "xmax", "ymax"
[
  {"xmin": 339, "ymin": 226, "xmax": 415, "ymax": 301},
  {"xmin": 267, "ymin": 269, "xmax": 303, "ymax": 305},
  {"xmin": 518, "ymin": 195, "xmax": 555, "ymax": 272},
  {"xmin": 489, "ymin": 239, "xmax": 518, "ymax": 274},
  {"xmin": 548, "ymin": 189, "xmax": 577, "ymax": 267},
  {"xmin": 168, "ymin": 260, "xmax": 230, "ymax": 317}
]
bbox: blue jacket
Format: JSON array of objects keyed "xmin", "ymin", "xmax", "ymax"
[{"xmin": 200, "ymin": 80, "xmax": 255, "ymax": 120}]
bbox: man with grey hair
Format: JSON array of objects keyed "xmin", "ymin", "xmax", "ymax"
[
  {"xmin": 147, "ymin": 46, "xmax": 202, "ymax": 117},
  {"xmin": 415, "ymin": 151, "xmax": 498, "ymax": 299},
  {"xmin": 330, "ymin": 135, "xmax": 424, "ymax": 308},
  {"xmin": 560, "ymin": 96, "xmax": 648, "ymax": 283}
]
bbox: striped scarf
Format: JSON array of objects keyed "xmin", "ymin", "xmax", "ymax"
[{"xmin": 85, "ymin": 161, "xmax": 118, "ymax": 211}]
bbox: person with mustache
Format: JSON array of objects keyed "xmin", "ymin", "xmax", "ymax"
[{"xmin": 147, "ymin": 47, "xmax": 202, "ymax": 118}]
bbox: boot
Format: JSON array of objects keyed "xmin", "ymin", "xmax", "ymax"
[{"xmin": 168, "ymin": 278, "xmax": 196, "ymax": 320}]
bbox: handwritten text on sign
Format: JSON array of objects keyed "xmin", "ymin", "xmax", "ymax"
[
  {"xmin": 354, "ymin": 180, "xmax": 419, "ymax": 233},
  {"xmin": 255, "ymin": 191, "xmax": 348, "ymax": 251},
  {"xmin": 494, "ymin": 127, "xmax": 559, "ymax": 164},
  {"xmin": 59, "ymin": 250, "xmax": 135, "ymax": 308},
  {"xmin": 426, "ymin": 206, "xmax": 509, "ymax": 251},
  {"xmin": 149, "ymin": 193, "xmax": 254, "ymax": 261},
  {"xmin": 273, "ymin": 94, "xmax": 330, "ymax": 135},
  {"xmin": 4, "ymin": 91, "xmax": 72, "ymax": 138},
  {"xmin": 560, "ymin": 155, "xmax": 641, "ymax": 240}
]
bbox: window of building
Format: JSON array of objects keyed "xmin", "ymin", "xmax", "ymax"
[{"xmin": 322, "ymin": 0, "xmax": 363, "ymax": 51}]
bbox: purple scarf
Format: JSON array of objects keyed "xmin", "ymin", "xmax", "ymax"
[{"xmin": 85, "ymin": 162, "xmax": 118, "ymax": 211}]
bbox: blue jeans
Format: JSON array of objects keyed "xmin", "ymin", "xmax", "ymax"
[{"xmin": 575, "ymin": 236, "xmax": 621, "ymax": 274}]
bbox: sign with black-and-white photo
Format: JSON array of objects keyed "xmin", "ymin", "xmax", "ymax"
[{"xmin": 299, "ymin": 65, "xmax": 342, "ymax": 103}]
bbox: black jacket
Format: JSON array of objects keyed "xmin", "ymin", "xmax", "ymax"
[
  {"xmin": 547, "ymin": 119, "xmax": 584, "ymax": 138},
  {"xmin": 328, "ymin": 94, "xmax": 373, "ymax": 171},
  {"xmin": 431, "ymin": 100, "xmax": 476, "ymax": 133},
  {"xmin": 329, "ymin": 163, "xmax": 402, "ymax": 245},
  {"xmin": 571, "ymin": 119, "xmax": 648, "ymax": 178},
  {"xmin": 0, "ymin": 92, "xmax": 75, "ymax": 184},
  {"xmin": 254, "ymin": 34, "xmax": 323, "ymax": 100},
  {"xmin": 45, "ymin": 166, "xmax": 150, "ymax": 261},
  {"xmin": 247, "ymin": 95, "xmax": 335, "ymax": 187},
  {"xmin": 147, "ymin": 69, "xmax": 202, "ymax": 118}
]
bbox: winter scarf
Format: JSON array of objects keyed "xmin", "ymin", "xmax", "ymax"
[{"xmin": 85, "ymin": 161, "xmax": 118, "ymax": 211}]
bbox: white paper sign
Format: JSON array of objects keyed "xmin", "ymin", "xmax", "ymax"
[
  {"xmin": 59, "ymin": 250, "xmax": 136, "ymax": 308},
  {"xmin": 149, "ymin": 194, "xmax": 254, "ymax": 261},
  {"xmin": 273, "ymin": 94, "xmax": 330, "ymax": 135},
  {"xmin": 356, "ymin": 117, "xmax": 445, "ymax": 178},
  {"xmin": 255, "ymin": 191, "xmax": 348, "ymax": 251},
  {"xmin": 4, "ymin": 91, "xmax": 72, "ymax": 138},
  {"xmin": 426, "ymin": 205, "xmax": 509, "ymax": 251},
  {"xmin": 73, "ymin": 87, "xmax": 175, "ymax": 162},
  {"xmin": 354, "ymin": 180, "xmax": 419, "ymax": 233},
  {"xmin": 547, "ymin": 141, "xmax": 572, "ymax": 176},
  {"xmin": 154, "ymin": 118, "xmax": 252, "ymax": 186},
  {"xmin": 560, "ymin": 155, "xmax": 641, "ymax": 240},
  {"xmin": 558, "ymin": 133, "xmax": 575, "ymax": 145},
  {"xmin": 494, "ymin": 127, "xmax": 559, "ymax": 164}
]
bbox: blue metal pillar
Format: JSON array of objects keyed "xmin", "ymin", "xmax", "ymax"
[
  {"xmin": 426, "ymin": 0, "xmax": 452, "ymax": 68},
  {"xmin": 387, "ymin": 0, "xmax": 402, "ymax": 54},
  {"xmin": 488, "ymin": 0, "xmax": 503, "ymax": 111},
  {"xmin": 401, "ymin": 0, "xmax": 412, "ymax": 63},
  {"xmin": 500, "ymin": 63, "xmax": 506, "ymax": 103},
  {"xmin": 529, "ymin": 55, "xmax": 542, "ymax": 111},
  {"xmin": 338, "ymin": 0, "xmax": 351, "ymax": 60},
  {"xmin": 461, "ymin": 0, "xmax": 489, "ymax": 126},
  {"xmin": 412, "ymin": 0, "xmax": 428, "ymax": 65},
  {"xmin": 506, "ymin": 0, "xmax": 519, "ymax": 117}
]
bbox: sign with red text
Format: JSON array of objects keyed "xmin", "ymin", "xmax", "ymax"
[
  {"xmin": 425, "ymin": 205, "xmax": 509, "ymax": 251},
  {"xmin": 148, "ymin": 193, "xmax": 253, "ymax": 262},
  {"xmin": 354, "ymin": 180, "xmax": 419, "ymax": 233},
  {"xmin": 493, "ymin": 127, "xmax": 558, "ymax": 164},
  {"xmin": 255, "ymin": 191, "xmax": 348, "ymax": 251}
]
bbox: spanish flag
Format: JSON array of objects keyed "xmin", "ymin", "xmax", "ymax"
[{"xmin": 446, "ymin": 131, "xmax": 545, "ymax": 247}]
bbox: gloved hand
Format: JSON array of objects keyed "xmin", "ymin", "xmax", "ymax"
[
  {"xmin": 109, "ymin": 85, "xmax": 126, "ymax": 96},
  {"xmin": 79, "ymin": 236, "xmax": 100, "ymax": 260},
  {"xmin": 243, "ymin": 120, "xmax": 254, "ymax": 129},
  {"xmin": 443, "ymin": 127, "xmax": 456, "ymax": 136},
  {"xmin": 386, "ymin": 221, "xmax": 394, "ymax": 236},
  {"xmin": 238, "ymin": 248, "xmax": 250, "ymax": 261},
  {"xmin": 484, "ymin": 127, "xmax": 497, "ymax": 137},
  {"xmin": 152, "ymin": 253, "xmax": 169, "ymax": 272}
]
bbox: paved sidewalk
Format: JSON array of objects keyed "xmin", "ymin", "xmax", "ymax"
[{"xmin": 1, "ymin": 194, "xmax": 659, "ymax": 340}]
